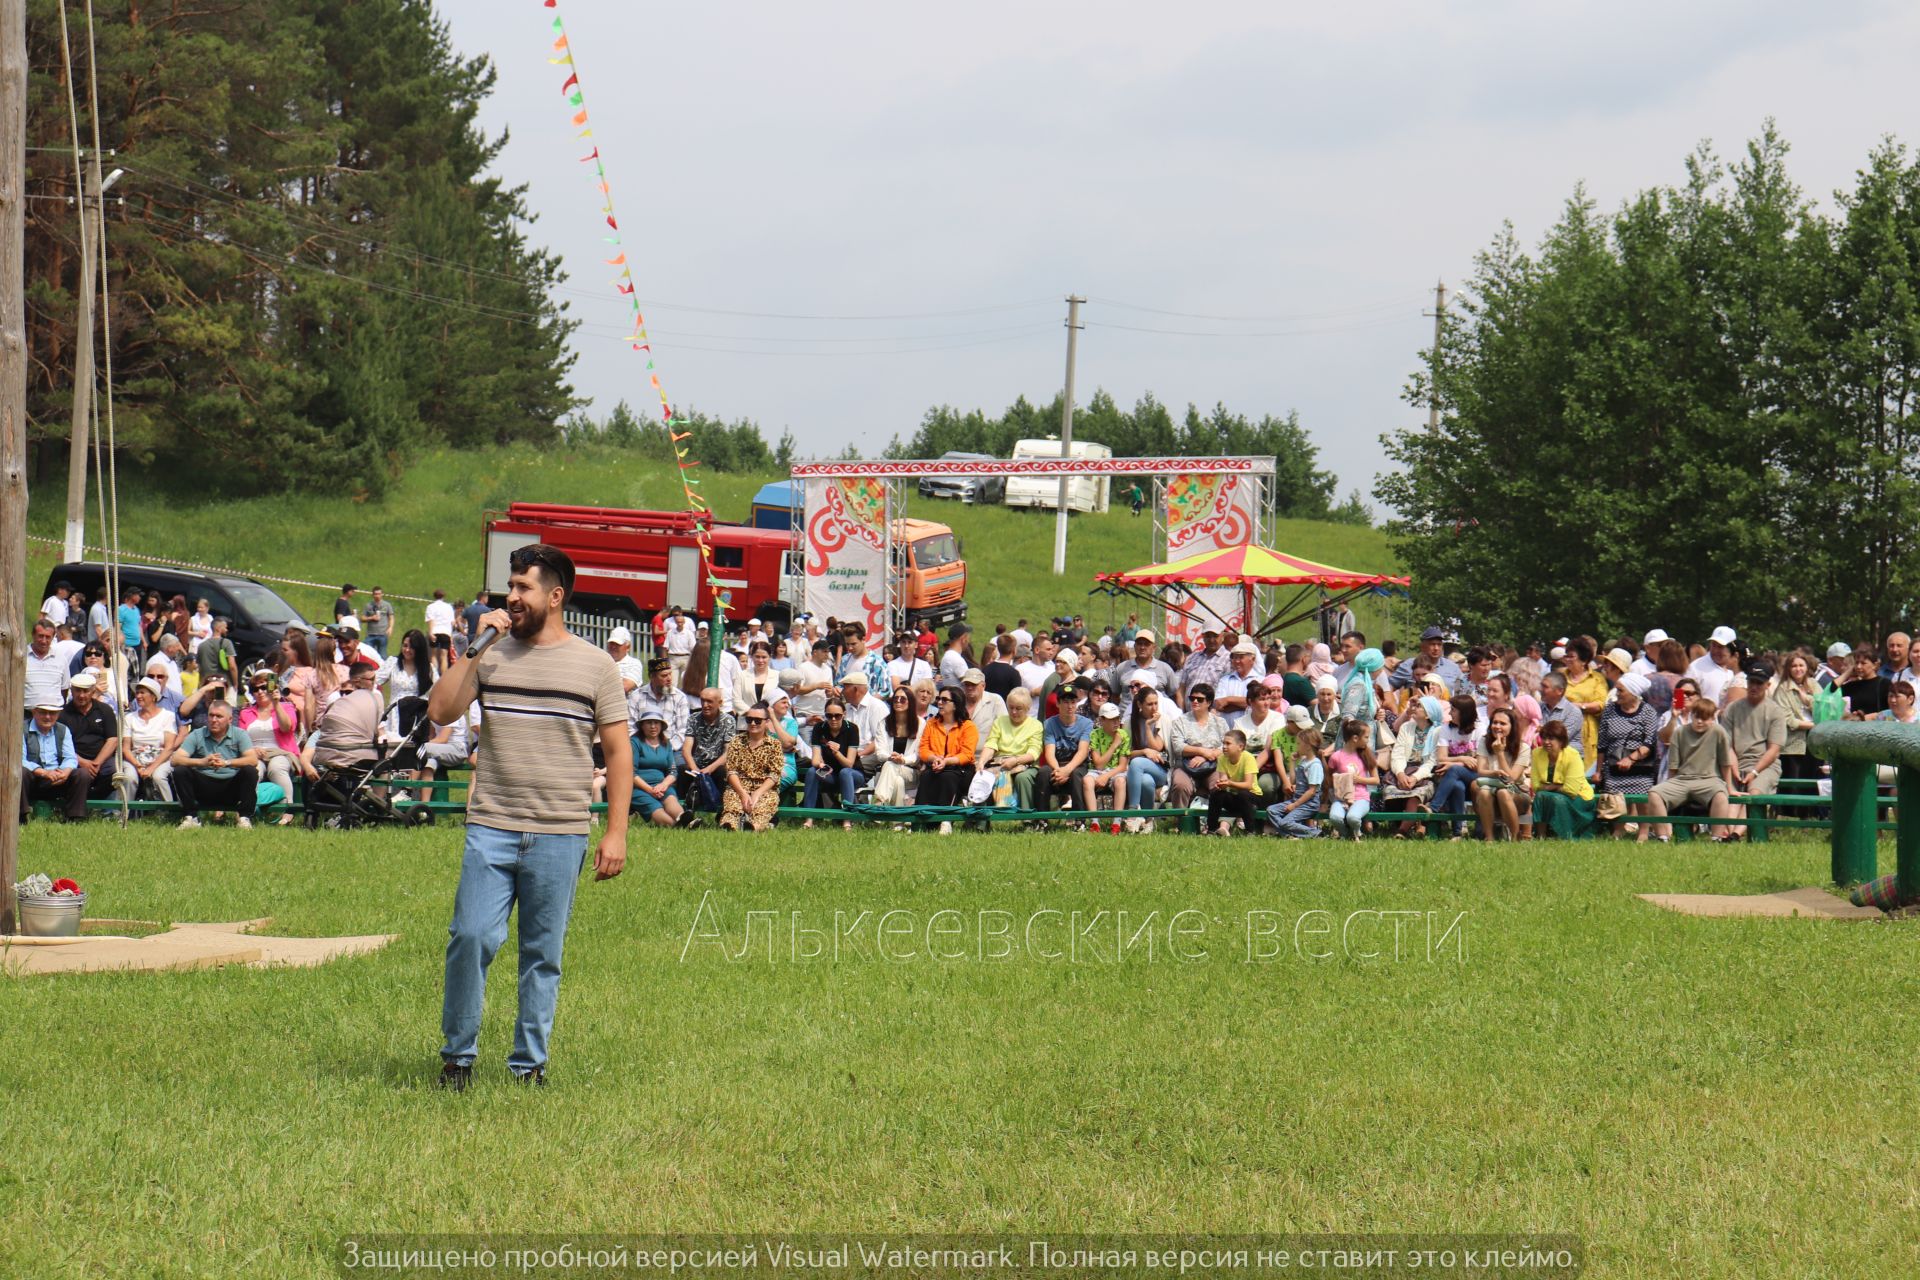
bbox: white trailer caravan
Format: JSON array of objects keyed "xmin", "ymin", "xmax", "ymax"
[{"xmin": 1003, "ymin": 438, "xmax": 1112, "ymax": 513}]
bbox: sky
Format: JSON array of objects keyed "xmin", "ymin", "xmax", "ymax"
[{"xmin": 452, "ymin": 0, "xmax": 1917, "ymax": 506}]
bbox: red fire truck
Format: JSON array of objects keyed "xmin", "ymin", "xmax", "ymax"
[{"xmin": 482, "ymin": 503, "xmax": 799, "ymax": 630}]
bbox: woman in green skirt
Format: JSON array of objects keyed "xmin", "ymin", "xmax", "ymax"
[{"xmin": 1530, "ymin": 718, "xmax": 1596, "ymax": 839}]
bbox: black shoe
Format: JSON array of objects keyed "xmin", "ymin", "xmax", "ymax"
[
  {"xmin": 675, "ymin": 809, "xmax": 694, "ymax": 828},
  {"xmin": 684, "ymin": 815, "xmax": 703, "ymax": 830},
  {"xmin": 512, "ymin": 1066, "xmax": 546, "ymax": 1088},
  {"xmin": 437, "ymin": 1062, "xmax": 472, "ymax": 1093}
]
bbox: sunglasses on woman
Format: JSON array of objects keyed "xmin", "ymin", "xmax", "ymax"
[{"xmin": 745, "ymin": 715, "xmax": 767, "ymax": 724}]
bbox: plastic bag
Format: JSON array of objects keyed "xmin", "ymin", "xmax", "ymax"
[{"xmin": 1813, "ymin": 685, "xmax": 1845, "ymax": 723}]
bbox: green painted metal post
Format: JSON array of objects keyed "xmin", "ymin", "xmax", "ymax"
[
  {"xmin": 706, "ymin": 594, "xmax": 724, "ymax": 689},
  {"xmin": 1900, "ymin": 766, "xmax": 1920, "ymax": 903},
  {"xmin": 1829, "ymin": 759, "xmax": 1878, "ymax": 886}
]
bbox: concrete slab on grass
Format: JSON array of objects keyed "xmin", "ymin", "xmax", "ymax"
[
  {"xmin": 0, "ymin": 919, "xmax": 396, "ymax": 976},
  {"xmin": 1638, "ymin": 886, "xmax": 1884, "ymax": 921}
]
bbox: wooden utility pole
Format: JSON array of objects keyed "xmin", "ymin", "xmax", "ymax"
[
  {"xmin": 1427, "ymin": 279, "xmax": 1446, "ymax": 432},
  {"xmin": 1051, "ymin": 294, "xmax": 1083, "ymax": 576},
  {"xmin": 61, "ymin": 162, "xmax": 97, "ymax": 563},
  {"xmin": 2, "ymin": 0, "xmax": 28, "ymax": 934}
]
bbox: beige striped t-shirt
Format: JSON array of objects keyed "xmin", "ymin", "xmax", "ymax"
[{"xmin": 469, "ymin": 633, "xmax": 628, "ymax": 834}]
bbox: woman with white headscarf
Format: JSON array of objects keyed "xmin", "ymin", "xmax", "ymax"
[{"xmin": 1596, "ymin": 671, "xmax": 1660, "ymax": 829}]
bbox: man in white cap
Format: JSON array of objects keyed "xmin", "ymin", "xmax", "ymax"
[
  {"xmin": 837, "ymin": 669, "xmax": 887, "ymax": 781},
  {"xmin": 960, "ymin": 667, "xmax": 1006, "ymax": 744},
  {"xmin": 1214, "ymin": 639, "xmax": 1262, "ymax": 716},
  {"xmin": 20, "ymin": 698, "xmax": 82, "ymax": 821},
  {"xmin": 604, "ymin": 626, "xmax": 646, "ymax": 693},
  {"xmin": 1689, "ymin": 626, "xmax": 1739, "ymax": 705},
  {"xmin": 60, "ymin": 672, "xmax": 120, "ymax": 818},
  {"xmin": 1818, "ymin": 641, "xmax": 1854, "ymax": 690},
  {"xmin": 1632, "ymin": 629, "xmax": 1668, "ymax": 677}
]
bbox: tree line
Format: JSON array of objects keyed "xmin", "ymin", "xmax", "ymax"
[
  {"xmin": 26, "ymin": 0, "xmax": 574, "ymax": 498},
  {"xmin": 564, "ymin": 390, "xmax": 1374, "ymax": 525},
  {"xmin": 1379, "ymin": 124, "xmax": 1920, "ymax": 647}
]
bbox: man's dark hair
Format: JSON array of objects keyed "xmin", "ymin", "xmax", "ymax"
[
  {"xmin": 1381, "ymin": 640, "xmax": 1398, "ymax": 658},
  {"xmin": 1341, "ymin": 630, "xmax": 1366, "ymax": 648},
  {"xmin": 996, "ymin": 634, "xmax": 1015, "ymax": 658},
  {"xmin": 507, "ymin": 543, "xmax": 576, "ymax": 603},
  {"xmin": 341, "ymin": 583, "xmax": 355, "ymax": 593},
  {"xmin": 1466, "ymin": 646, "xmax": 1490, "ymax": 667}
]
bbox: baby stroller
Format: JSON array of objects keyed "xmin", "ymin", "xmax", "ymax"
[{"xmin": 304, "ymin": 696, "xmax": 438, "ymax": 830}]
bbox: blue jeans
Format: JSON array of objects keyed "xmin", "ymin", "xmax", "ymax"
[
  {"xmin": 1432, "ymin": 765, "xmax": 1478, "ymax": 832},
  {"xmin": 1328, "ymin": 796, "xmax": 1370, "ymax": 838},
  {"xmin": 364, "ymin": 634, "xmax": 388, "ymax": 658},
  {"xmin": 1126, "ymin": 758, "xmax": 1170, "ymax": 808},
  {"xmin": 1266, "ymin": 800, "xmax": 1320, "ymax": 837},
  {"xmin": 442, "ymin": 823, "xmax": 588, "ymax": 1073},
  {"xmin": 804, "ymin": 764, "xmax": 859, "ymax": 809}
]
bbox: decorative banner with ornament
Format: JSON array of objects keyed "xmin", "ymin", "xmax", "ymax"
[
  {"xmin": 1163, "ymin": 474, "xmax": 1258, "ymax": 646},
  {"xmin": 802, "ymin": 478, "xmax": 890, "ymax": 636}
]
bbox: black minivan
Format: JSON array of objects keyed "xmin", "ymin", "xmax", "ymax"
[{"xmin": 44, "ymin": 561, "xmax": 315, "ymax": 669}]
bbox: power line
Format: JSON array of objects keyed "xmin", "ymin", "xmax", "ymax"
[
  {"xmin": 1087, "ymin": 293, "xmax": 1427, "ymax": 323},
  {"xmin": 1084, "ymin": 313, "xmax": 1423, "ymax": 339}
]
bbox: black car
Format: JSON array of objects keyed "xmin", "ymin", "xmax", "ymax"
[
  {"xmin": 917, "ymin": 451, "xmax": 1005, "ymax": 504},
  {"xmin": 43, "ymin": 561, "xmax": 315, "ymax": 669}
]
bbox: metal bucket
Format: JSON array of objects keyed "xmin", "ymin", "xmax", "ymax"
[{"xmin": 17, "ymin": 893, "xmax": 86, "ymax": 938}]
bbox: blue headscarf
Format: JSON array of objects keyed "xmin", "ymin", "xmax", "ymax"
[
  {"xmin": 1417, "ymin": 694, "xmax": 1446, "ymax": 752},
  {"xmin": 1340, "ymin": 647, "xmax": 1383, "ymax": 721}
]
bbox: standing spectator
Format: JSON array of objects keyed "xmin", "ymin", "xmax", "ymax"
[
  {"xmin": 1560, "ymin": 639, "xmax": 1608, "ymax": 767},
  {"xmin": 982, "ymin": 634, "xmax": 1022, "ymax": 701},
  {"xmin": 49, "ymin": 620, "xmax": 84, "ymax": 676},
  {"xmin": 117, "ymin": 586, "xmax": 144, "ymax": 667},
  {"xmin": 170, "ymin": 699, "xmax": 261, "ymax": 829},
  {"xmin": 1178, "ymin": 628, "xmax": 1231, "ymax": 701},
  {"xmin": 424, "ymin": 589, "xmax": 456, "ymax": 675},
  {"xmin": 603, "ymin": 626, "xmax": 646, "ymax": 693},
  {"xmin": 628, "ymin": 658, "xmax": 688, "ymax": 747},
  {"xmin": 915, "ymin": 688, "xmax": 978, "ymax": 831},
  {"xmin": 39, "ymin": 579, "xmax": 72, "ymax": 628},
  {"xmin": 59, "ymin": 673, "xmax": 119, "ymax": 817},
  {"xmin": 24, "ymin": 620, "xmax": 69, "ymax": 714},
  {"xmin": 358, "ymin": 587, "xmax": 395, "ymax": 659},
  {"xmin": 197, "ymin": 617, "xmax": 240, "ymax": 690},
  {"xmin": 20, "ymin": 699, "xmax": 81, "ymax": 822},
  {"xmin": 1015, "ymin": 638, "xmax": 1053, "ymax": 694},
  {"xmin": 1688, "ymin": 626, "xmax": 1740, "ymax": 704},
  {"xmin": 1816, "ymin": 641, "xmax": 1853, "ymax": 689},
  {"xmin": 332, "ymin": 584, "xmax": 357, "ymax": 629},
  {"xmin": 734, "ymin": 643, "xmax": 781, "ymax": 713},
  {"xmin": 939, "ymin": 624, "xmax": 973, "ymax": 684},
  {"xmin": 791, "ymin": 639, "xmax": 835, "ymax": 733},
  {"xmin": 661, "ymin": 605, "xmax": 697, "ymax": 684},
  {"xmin": 1772, "ymin": 652, "xmax": 1820, "ymax": 790},
  {"xmin": 86, "ymin": 585, "xmax": 112, "ymax": 646},
  {"xmin": 1882, "ymin": 632, "xmax": 1911, "ymax": 682},
  {"xmin": 188, "ymin": 598, "xmax": 214, "ymax": 654},
  {"xmin": 886, "ymin": 638, "xmax": 933, "ymax": 691},
  {"xmin": 1841, "ymin": 645, "xmax": 1891, "ymax": 719},
  {"xmin": 836, "ymin": 622, "xmax": 891, "ymax": 699},
  {"xmin": 461, "ymin": 593, "xmax": 490, "ymax": 654},
  {"xmin": 959, "ymin": 668, "xmax": 1007, "ymax": 747}
]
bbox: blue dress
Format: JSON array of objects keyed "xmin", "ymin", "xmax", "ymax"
[{"xmin": 632, "ymin": 736, "xmax": 679, "ymax": 816}]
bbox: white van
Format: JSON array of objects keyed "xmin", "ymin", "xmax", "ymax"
[{"xmin": 1004, "ymin": 437, "xmax": 1111, "ymax": 513}]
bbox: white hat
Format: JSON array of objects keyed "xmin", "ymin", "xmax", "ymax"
[
  {"xmin": 748, "ymin": 617, "xmax": 763, "ymax": 626},
  {"xmin": 839, "ymin": 669, "xmax": 868, "ymax": 687},
  {"xmin": 136, "ymin": 677, "xmax": 165, "ymax": 699},
  {"xmin": 607, "ymin": 625, "xmax": 633, "ymax": 645},
  {"xmin": 1709, "ymin": 625, "xmax": 1737, "ymax": 647},
  {"xmin": 32, "ymin": 698, "xmax": 64, "ymax": 712},
  {"xmin": 1285, "ymin": 704, "xmax": 1314, "ymax": 727},
  {"xmin": 961, "ymin": 667, "xmax": 986, "ymax": 684},
  {"xmin": 1601, "ymin": 647, "xmax": 1633, "ymax": 675},
  {"xmin": 1549, "ymin": 646, "xmax": 1567, "ymax": 660},
  {"xmin": 69, "ymin": 672, "xmax": 98, "ymax": 690},
  {"xmin": 1055, "ymin": 649, "xmax": 1079, "ymax": 671},
  {"xmin": 1314, "ymin": 674, "xmax": 1338, "ymax": 692},
  {"xmin": 1828, "ymin": 641, "xmax": 1854, "ymax": 659},
  {"xmin": 1643, "ymin": 628, "xmax": 1670, "ymax": 647},
  {"xmin": 697, "ymin": 620, "xmax": 710, "ymax": 630},
  {"xmin": 1231, "ymin": 639, "xmax": 1260, "ymax": 656},
  {"xmin": 1127, "ymin": 669, "xmax": 1158, "ymax": 688},
  {"xmin": 1134, "ymin": 629, "xmax": 1156, "ymax": 645},
  {"xmin": 333, "ymin": 618, "xmax": 359, "ymax": 634},
  {"xmin": 1097, "ymin": 702, "xmax": 1121, "ymax": 719}
]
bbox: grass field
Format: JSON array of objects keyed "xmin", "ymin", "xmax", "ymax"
[
  {"xmin": 23, "ymin": 444, "xmax": 1405, "ymax": 645},
  {"xmin": 5, "ymin": 819, "xmax": 1917, "ymax": 1277}
]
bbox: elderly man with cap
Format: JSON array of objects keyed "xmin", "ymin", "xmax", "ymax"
[
  {"xmin": 605, "ymin": 626, "xmax": 647, "ymax": 693},
  {"xmin": 1113, "ymin": 633, "xmax": 1167, "ymax": 721},
  {"xmin": 959, "ymin": 667, "xmax": 1007, "ymax": 744},
  {"xmin": 1632, "ymin": 630, "xmax": 1668, "ymax": 677},
  {"xmin": 627, "ymin": 656, "xmax": 689, "ymax": 747},
  {"xmin": 838, "ymin": 668, "xmax": 889, "ymax": 781},
  {"xmin": 20, "ymin": 696, "xmax": 83, "ymax": 821},
  {"xmin": 59, "ymin": 672, "xmax": 120, "ymax": 818},
  {"xmin": 1214, "ymin": 639, "xmax": 1263, "ymax": 716},
  {"xmin": 1818, "ymin": 640, "xmax": 1854, "ymax": 690},
  {"xmin": 1688, "ymin": 626, "xmax": 1740, "ymax": 705},
  {"xmin": 1178, "ymin": 626, "xmax": 1231, "ymax": 701},
  {"xmin": 1391, "ymin": 626, "xmax": 1465, "ymax": 694},
  {"xmin": 170, "ymin": 697, "xmax": 261, "ymax": 829}
]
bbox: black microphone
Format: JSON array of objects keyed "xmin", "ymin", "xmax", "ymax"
[{"xmin": 466, "ymin": 626, "xmax": 503, "ymax": 660}]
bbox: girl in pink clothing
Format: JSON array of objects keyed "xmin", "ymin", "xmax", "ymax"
[{"xmin": 1327, "ymin": 719, "xmax": 1378, "ymax": 840}]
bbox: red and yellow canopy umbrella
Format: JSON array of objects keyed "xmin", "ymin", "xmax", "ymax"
[{"xmin": 1096, "ymin": 543, "xmax": 1409, "ymax": 637}]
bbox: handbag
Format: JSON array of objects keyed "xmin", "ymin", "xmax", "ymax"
[
  {"xmin": 991, "ymin": 769, "xmax": 1016, "ymax": 808},
  {"xmin": 1595, "ymin": 792, "xmax": 1627, "ymax": 821},
  {"xmin": 1331, "ymin": 770, "xmax": 1356, "ymax": 803}
]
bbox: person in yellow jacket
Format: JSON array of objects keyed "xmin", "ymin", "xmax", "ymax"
[{"xmin": 1530, "ymin": 718, "xmax": 1595, "ymax": 840}]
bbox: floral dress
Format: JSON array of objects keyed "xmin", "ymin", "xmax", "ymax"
[{"xmin": 720, "ymin": 734, "xmax": 784, "ymax": 830}]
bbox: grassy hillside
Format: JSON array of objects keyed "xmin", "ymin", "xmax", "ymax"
[{"xmin": 24, "ymin": 445, "xmax": 1404, "ymax": 644}]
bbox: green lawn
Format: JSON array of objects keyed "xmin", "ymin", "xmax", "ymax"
[
  {"xmin": 24, "ymin": 444, "xmax": 1403, "ymax": 645},
  {"xmin": 4, "ymin": 820, "xmax": 1916, "ymax": 1277}
]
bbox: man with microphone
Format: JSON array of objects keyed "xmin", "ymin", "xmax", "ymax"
[{"xmin": 429, "ymin": 543, "xmax": 632, "ymax": 1091}]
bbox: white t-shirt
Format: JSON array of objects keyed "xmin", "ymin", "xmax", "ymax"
[
  {"xmin": 1232, "ymin": 709, "xmax": 1286, "ymax": 754},
  {"xmin": 1010, "ymin": 628, "xmax": 1033, "ymax": 650},
  {"xmin": 1016, "ymin": 660, "xmax": 1051, "ymax": 693},
  {"xmin": 1688, "ymin": 656, "xmax": 1734, "ymax": 707},
  {"xmin": 715, "ymin": 649, "xmax": 742, "ymax": 713},
  {"xmin": 889, "ymin": 656, "xmax": 933, "ymax": 688},
  {"xmin": 24, "ymin": 648, "xmax": 69, "ymax": 710},
  {"xmin": 51, "ymin": 637, "xmax": 85, "ymax": 671},
  {"xmin": 125, "ymin": 707, "xmax": 178, "ymax": 766},
  {"xmin": 663, "ymin": 617, "xmax": 696, "ymax": 656},
  {"xmin": 1436, "ymin": 723, "xmax": 1485, "ymax": 765},
  {"xmin": 939, "ymin": 649, "xmax": 969, "ymax": 683},
  {"xmin": 39, "ymin": 595, "xmax": 70, "ymax": 627},
  {"xmin": 424, "ymin": 599, "xmax": 455, "ymax": 638},
  {"xmin": 792, "ymin": 660, "xmax": 834, "ymax": 721}
]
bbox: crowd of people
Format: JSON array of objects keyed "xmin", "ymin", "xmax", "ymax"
[{"xmin": 21, "ymin": 577, "xmax": 1917, "ymax": 842}]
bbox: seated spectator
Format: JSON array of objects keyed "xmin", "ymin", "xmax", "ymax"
[
  {"xmin": 56, "ymin": 673, "xmax": 119, "ymax": 819},
  {"xmin": 1643, "ymin": 696, "xmax": 1734, "ymax": 843},
  {"xmin": 719, "ymin": 703, "xmax": 783, "ymax": 833},
  {"xmin": 1378, "ymin": 695, "xmax": 1442, "ymax": 830},
  {"xmin": 1123, "ymin": 687, "xmax": 1171, "ymax": 830},
  {"xmin": 1169, "ymin": 682, "xmax": 1225, "ymax": 808},
  {"xmin": 870, "ymin": 688, "xmax": 922, "ymax": 809},
  {"xmin": 238, "ymin": 672, "xmax": 306, "ymax": 825},
  {"xmin": 117, "ymin": 677, "xmax": 182, "ymax": 803},
  {"xmin": 802, "ymin": 698, "xmax": 863, "ymax": 827},
  {"xmin": 1087, "ymin": 702, "xmax": 1131, "ymax": 831},
  {"xmin": 1207, "ymin": 728, "xmax": 1262, "ymax": 836},
  {"xmin": 1596, "ymin": 673, "xmax": 1659, "ymax": 828},
  {"xmin": 170, "ymin": 698, "xmax": 261, "ymax": 829},
  {"xmin": 916, "ymin": 688, "xmax": 979, "ymax": 832},
  {"xmin": 1266, "ymin": 727, "xmax": 1324, "ymax": 838},
  {"xmin": 679, "ymin": 687, "xmax": 735, "ymax": 815},
  {"xmin": 1530, "ymin": 718, "xmax": 1595, "ymax": 840},
  {"xmin": 1471, "ymin": 706, "xmax": 1531, "ymax": 841},
  {"xmin": 1431, "ymin": 694, "xmax": 1483, "ymax": 838},
  {"xmin": 20, "ymin": 699, "xmax": 83, "ymax": 822},
  {"xmin": 1722, "ymin": 661, "xmax": 1787, "ymax": 836},
  {"xmin": 976, "ymin": 686, "xmax": 1041, "ymax": 810},
  {"xmin": 1040, "ymin": 684, "xmax": 1095, "ymax": 818},
  {"xmin": 766, "ymin": 688, "xmax": 803, "ymax": 798},
  {"xmin": 1326, "ymin": 718, "xmax": 1378, "ymax": 841}
]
